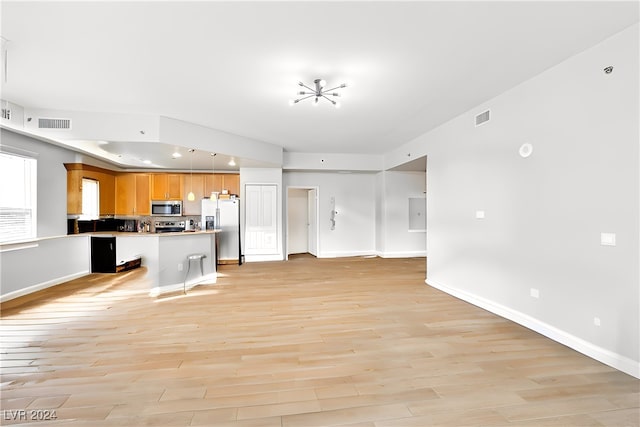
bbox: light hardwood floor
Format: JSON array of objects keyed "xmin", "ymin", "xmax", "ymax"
[{"xmin": 1, "ymin": 255, "xmax": 638, "ymax": 426}]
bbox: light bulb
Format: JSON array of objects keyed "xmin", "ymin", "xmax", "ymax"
[
  {"xmin": 334, "ymin": 102, "xmax": 341, "ymax": 109},
  {"xmin": 319, "ymin": 79, "xmax": 326, "ymax": 88},
  {"xmin": 187, "ymin": 191, "xmax": 195, "ymax": 201},
  {"xmin": 288, "ymin": 99, "xmax": 295, "ymax": 106},
  {"xmin": 313, "ymin": 97, "xmax": 319, "ymax": 106}
]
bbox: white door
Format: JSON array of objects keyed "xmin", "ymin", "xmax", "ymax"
[
  {"xmin": 308, "ymin": 188, "xmax": 318, "ymax": 256},
  {"xmin": 245, "ymin": 184, "xmax": 278, "ymax": 255}
]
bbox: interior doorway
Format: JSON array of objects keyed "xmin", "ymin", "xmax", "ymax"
[{"xmin": 286, "ymin": 187, "xmax": 319, "ymax": 259}]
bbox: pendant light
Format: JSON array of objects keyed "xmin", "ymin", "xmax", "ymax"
[
  {"xmin": 210, "ymin": 153, "xmax": 217, "ymax": 200},
  {"xmin": 187, "ymin": 149, "xmax": 195, "ymax": 201}
]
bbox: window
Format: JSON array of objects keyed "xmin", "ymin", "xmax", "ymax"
[
  {"xmin": 81, "ymin": 178, "xmax": 99, "ymax": 219},
  {"xmin": 0, "ymin": 151, "xmax": 37, "ymax": 242}
]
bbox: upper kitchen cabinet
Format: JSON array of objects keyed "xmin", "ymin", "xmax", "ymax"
[
  {"xmin": 64, "ymin": 163, "xmax": 115, "ymax": 216},
  {"xmin": 115, "ymin": 173, "xmax": 150, "ymax": 216},
  {"xmin": 204, "ymin": 174, "xmax": 240, "ymax": 197},
  {"xmin": 182, "ymin": 173, "xmax": 205, "ymax": 215},
  {"xmin": 151, "ymin": 174, "xmax": 183, "ymax": 200}
]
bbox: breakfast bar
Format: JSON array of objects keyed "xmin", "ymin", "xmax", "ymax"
[{"xmin": 91, "ymin": 230, "xmax": 220, "ymax": 296}]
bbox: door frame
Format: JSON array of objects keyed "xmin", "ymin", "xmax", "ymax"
[{"xmin": 285, "ymin": 186, "xmax": 319, "ymax": 260}]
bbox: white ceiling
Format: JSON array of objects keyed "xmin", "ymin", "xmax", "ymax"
[{"xmin": 1, "ymin": 1, "xmax": 638, "ymax": 170}]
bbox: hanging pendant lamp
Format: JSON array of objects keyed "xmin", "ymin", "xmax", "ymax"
[
  {"xmin": 187, "ymin": 149, "xmax": 195, "ymax": 201},
  {"xmin": 210, "ymin": 153, "xmax": 217, "ymax": 200}
]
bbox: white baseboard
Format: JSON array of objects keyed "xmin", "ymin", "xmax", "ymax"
[
  {"xmin": 1, "ymin": 271, "xmax": 90, "ymax": 303},
  {"xmin": 377, "ymin": 250, "xmax": 426, "ymax": 258},
  {"xmin": 319, "ymin": 250, "xmax": 376, "ymax": 258},
  {"xmin": 426, "ymin": 279, "xmax": 640, "ymax": 379},
  {"xmin": 149, "ymin": 273, "xmax": 217, "ymax": 297},
  {"xmin": 244, "ymin": 254, "xmax": 284, "ymax": 262}
]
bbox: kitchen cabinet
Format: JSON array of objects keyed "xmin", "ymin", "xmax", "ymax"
[
  {"xmin": 204, "ymin": 173, "xmax": 240, "ymax": 197},
  {"xmin": 65, "ymin": 163, "xmax": 116, "ymax": 215},
  {"xmin": 183, "ymin": 173, "xmax": 205, "ymax": 215},
  {"xmin": 115, "ymin": 173, "xmax": 150, "ymax": 216},
  {"xmin": 151, "ymin": 174, "xmax": 183, "ymax": 200}
]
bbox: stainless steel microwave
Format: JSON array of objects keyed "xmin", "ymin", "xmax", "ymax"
[{"xmin": 150, "ymin": 200, "xmax": 182, "ymax": 216}]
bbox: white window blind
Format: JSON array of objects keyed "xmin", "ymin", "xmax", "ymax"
[
  {"xmin": 81, "ymin": 178, "xmax": 99, "ymax": 219},
  {"xmin": 0, "ymin": 152, "xmax": 37, "ymax": 242}
]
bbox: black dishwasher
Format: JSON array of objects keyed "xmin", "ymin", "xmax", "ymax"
[{"xmin": 91, "ymin": 236, "xmax": 116, "ymax": 273}]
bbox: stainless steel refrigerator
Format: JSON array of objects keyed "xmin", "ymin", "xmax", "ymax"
[{"xmin": 201, "ymin": 198, "xmax": 242, "ymax": 265}]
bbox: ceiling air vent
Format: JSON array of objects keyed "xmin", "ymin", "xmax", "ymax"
[
  {"xmin": 475, "ymin": 109, "xmax": 490, "ymax": 127},
  {"xmin": 38, "ymin": 117, "xmax": 71, "ymax": 130},
  {"xmin": 1, "ymin": 108, "xmax": 10, "ymax": 120}
]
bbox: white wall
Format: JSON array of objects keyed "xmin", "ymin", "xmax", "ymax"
[
  {"xmin": 1, "ymin": 235, "xmax": 91, "ymax": 301},
  {"xmin": 284, "ymin": 172, "xmax": 376, "ymax": 258},
  {"xmin": 284, "ymin": 152, "xmax": 383, "ymax": 171},
  {"xmin": 376, "ymin": 171, "xmax": 426, "ymax": 257},
  {"xmin": 402, "ymin": 24, "xmax": 638, "ymax": 376}
]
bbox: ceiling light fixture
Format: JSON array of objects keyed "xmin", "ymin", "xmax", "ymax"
[
  {"xmin": 172, "ymin": 151, "xmax": 182, "ymax": 159},
  {"xmin": 228, "ymin": 158, "xmax": 236, "ymax": 167},
  {"xmin": 289, "ymin": 78, "xmax": 346, "ymax": 108},
  {"xmin": 187, "ymin": 149, "xmax": 195, "ymax": 201}
]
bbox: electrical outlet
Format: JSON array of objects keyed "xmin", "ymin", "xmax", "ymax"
[
  {"xmin": 594, "ymin": 317, "xmax": 601, "ymax": 326},
  {"xmin": 530, "ymin": 288, "xmax": 540, "ymax": 299},
  {"xmin": 177, "ymin": 263, "xmax": 183, "ymax": 272}
]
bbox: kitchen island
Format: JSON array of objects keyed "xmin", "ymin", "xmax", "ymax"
[
  {"xmin": 91, "ymin": 230, "xmax": 220, "ymax": 296},
  {"xmin": 0, "ymin": 230, "xmax": 220, "ymax": 301}
]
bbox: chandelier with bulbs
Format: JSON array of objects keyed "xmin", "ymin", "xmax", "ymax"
[{"xmin": 289, "ymin": 79, "xmax": 346, "ymax": 108}]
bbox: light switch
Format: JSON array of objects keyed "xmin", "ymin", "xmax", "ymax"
[
  {"xmin": 475, "ymin": 210, "xmax": 485, "ymax": 219},
  {"xmin": 601, "ymin": 233, "xmax": 616, "ymax": 246}
]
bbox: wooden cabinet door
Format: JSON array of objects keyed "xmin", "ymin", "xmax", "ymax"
[
  {"xmin": 183, "ymin": 174, "xmax": 204, "ymax": 215},
  {"xmin": 166, "ymin": 174, "xmax": 183, "ymax": 199},
  {"xmin": 204, "ymin": 174, "xmax": 224, "ymax": 196},
  {"xmin": 66, "ymin": 170, "xmax": 82, "ymax": 215},
  {"xmin": 115, "ymin": 174, "xmax": 136, "ymax": 215},
  {"xmin": 223, "ymin": 174, "xmax": 240, "ymax": 196},
  {"xmin": 98, "ymin": 171, "xmax": 115, "ymax": 215},
  {"xmin": 135, "ymin": 174, "xmax": 151, "ymax": 215},
  {"xmin": 151, "ymin": 174, "xmax": 183, "ymax": 200},
  {"xmin": 151, "ymin": 174, "xmax": 168, "ymax": 200}
]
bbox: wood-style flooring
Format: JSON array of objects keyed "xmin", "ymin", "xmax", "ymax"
[{"xmin": 1, "ymin": 255, "xmax": 638, "ymax": 426}]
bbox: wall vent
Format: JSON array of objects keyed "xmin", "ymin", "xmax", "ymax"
[
  {"xmin": 1, "ymin": 108, "xmax": 10, "ymax": 120},
  {"xmin": 38, "ymin": 117, "xmax": 71, "ymax": 129},
  {"xmin": 475, "ymin": 109, "xmax": 490, "ymax": 127}
]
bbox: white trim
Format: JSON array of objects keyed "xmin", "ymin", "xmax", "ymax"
[
  {"xmin": 426, "ymin": 278, "xmax": 640, "ymax": 379},
  {"xmin": 0, "ymin": 271, "xmax": 89, "ymax": 302},
  {"xmin": 377, "ymin": 250, "xmax": 426, "ymax": 258},
  {"xmin": 319, "ymin": 250, "xmax": 376, "ymax": 258},
  {"xmin": 244, "ymin": 254, "xmax": 284, "ymax": 262},
  {"xmin": 148, "ymin": 273, "xmax": 217, "ymax": 297}
]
